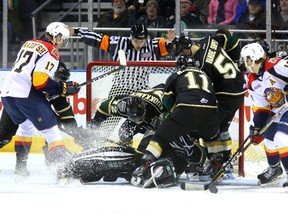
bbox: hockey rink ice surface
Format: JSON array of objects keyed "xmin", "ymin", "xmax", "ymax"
[{"xmin": 0, "ymin": 152, "xmax": 287, "ymax": 216}]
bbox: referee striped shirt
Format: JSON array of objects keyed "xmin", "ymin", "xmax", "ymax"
[{"xmin": 76, "ymin": 29, "xmax": 174, "ymax": 95}]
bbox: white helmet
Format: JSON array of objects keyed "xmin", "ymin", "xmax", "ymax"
[
  {"xmin": 240, "ymin": 42, "xmax": 265, "ymax": 73},
  {"xmin": 46, "ymin": 22, "xmax": 70, "ymax": 47}
]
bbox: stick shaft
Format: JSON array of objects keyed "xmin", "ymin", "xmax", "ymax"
[{"xmin": 207, "ymin": 104, "xmax": 288, "ymax": 193}]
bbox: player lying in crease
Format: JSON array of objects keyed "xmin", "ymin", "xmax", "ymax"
[{"xmin": 59, "ymin": 56, "xmax": 211, "ymax": 188}]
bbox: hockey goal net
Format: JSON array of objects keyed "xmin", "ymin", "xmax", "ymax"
[{"xmin": 86, "ymin": 60, "xmax": 267, "ymax": 177}]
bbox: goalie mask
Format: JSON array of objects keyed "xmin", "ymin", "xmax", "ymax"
[
  {"xmin": 126, "ymin": 96, "xmax": 146, "ymax": 124},
  {"xmin": 130, "ymin": 159, "xmax": 177, "ymax": 188},
  {"xmin": 54, "ymin": 62, "xmax": 70, "ymax": 82}
]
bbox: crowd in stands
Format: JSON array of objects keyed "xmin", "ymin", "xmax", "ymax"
[
  {"xmin": 1, "ymin": 0, "xmax": 288, "ymax": 53},
  {"xmin": 94, "ymin": 1, "xmax": 285, "ymax": 43}
]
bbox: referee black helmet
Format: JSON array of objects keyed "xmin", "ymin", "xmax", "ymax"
[{"xmin": 130, "ymin": 24, "xmax": 148, "ymax": 40}]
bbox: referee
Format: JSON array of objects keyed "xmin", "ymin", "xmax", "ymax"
[{"xmin": 70, "ymin": 24, "xmax": 176, "ymax": 96}]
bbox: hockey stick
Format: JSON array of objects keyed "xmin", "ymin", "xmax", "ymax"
[
  {"xmin": 77, "ymin": 49, "xmax": 127, "ymax": 88},
  {"xmin": 48, "ymin": 50, "xmax": 127, "ymax": 101},
  {"xmin": 181, "ymin": 104, "xmax": 288, "ymax": 193}
]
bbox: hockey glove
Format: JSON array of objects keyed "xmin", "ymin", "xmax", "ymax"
[
  {"xmin": 249, "ymin": 125, "xmax": 264, "ymax": 145},
  {"xmin": 59, "ymin": 81, "xmax": 80, "ymax": 96},
  {"xmin": 54, "ymin": 62, "xmax": 70, "ymax": 82},
  {"xmin": 172, "ymin": 35, "xmax": 194, "ymax": 56}
]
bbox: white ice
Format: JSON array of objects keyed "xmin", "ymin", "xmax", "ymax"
[{"xmin": 0, "ymin": 152, "xmax": 287, "ymax": 216}]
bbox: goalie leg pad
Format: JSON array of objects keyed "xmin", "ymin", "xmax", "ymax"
[{"xmin": 59, "ymin": 146, "xmax": 141, "ymax": 183}]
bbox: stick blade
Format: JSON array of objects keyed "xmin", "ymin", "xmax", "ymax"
[
  {"xmin": 206, "ymin": 182, "xmax": 218, "ymax": 193},
  {"xmin": 118, "ymin": 50, "xmax": 127, "ymax": 66},
  {"xmin": 180, "ymin": 182, "xmax": 206, "ymax": 191}
]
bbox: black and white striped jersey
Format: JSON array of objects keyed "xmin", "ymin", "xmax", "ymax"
[
  {"xmin": 76, "ymin": 28, "xmax": 173, "ymax": 95},
  {"xmin": 76, "ymin": 28, "xmax": 171, "ymax": 61}
]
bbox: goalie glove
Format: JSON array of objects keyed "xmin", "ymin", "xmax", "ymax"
[
  {"xmin": 58, "ymin": 81, "xmax": 80, "ymax": 96},
  {"xmin": 249, "ymin": 125, "xmax": 264, "ymax": 145}
]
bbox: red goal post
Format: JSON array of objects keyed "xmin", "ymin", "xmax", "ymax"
[{"xmin": 85, "ymin": 60, "xmax": 248, "ymax": 176}]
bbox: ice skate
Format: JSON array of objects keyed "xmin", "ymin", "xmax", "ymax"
[
  {"xmin": 185, "ymin": 163, "xmax": 204, "ymax": 181},
  {"xmin": 283, "ymin": 175, "xmax": 288, "ymax": 191},
  {"xmin": 222, "ymin": 166, "xmax": 235, "ymax": 180},
  {"xmin": 46, "ymin": 146, "xmax": 72, "ymax": 168},
  {"xmin": 257, "ymin": 165, "xmax": 283, "ymax": 184},
  {"xmin": 14, "ymin": 158, "xmax": 30, "ymax": 177},
  {"xmin": 199, "ymin": 158, "xmax": 223, "ymax": 182}
]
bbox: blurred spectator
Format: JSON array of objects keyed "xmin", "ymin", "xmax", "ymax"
[
  {"xmin": 234, "ymin": 0, "xmax": 266, "ymax": 24},
  {"xmin": 180, "ymin": 0, "xmax": 203, "ymax": 27},
  {"xmin": 97, "ymin": 0, "xmax": 136, "ymax": 36},
  {"xmin": 126, "ymin": 0, "xmax": 146, "ymax": 19},
  {"xmin": 272, "ymin": 0, "xmax": 288, "ymax": 39},
  {"xmin": 161, "ymin": 2, "xmax": 176, "ymax": 30},
  {"xmin": 136, "ymin": 0, "xmax": 166, "ymax": 38},
  {"xmin": 237, "ymin": 0, "xmax": 266, "ymax": 38},
  {"xmin": 193, "ymin": 0, "xmax": 211, "ymax": 24},
  {"xmin": 167, "ymin": 0, "xmax": 203, "ymax": 37},
  {"xmin": 166, "ymin": 0, "xmax": 203, "ymax": 38},
  {"xmin": 158, "ymin": 0, "xmax": 175, "ymax": 19},
  {"xmin": 207, "ymin": 0, "xmax": 238, "ymax": 26}
]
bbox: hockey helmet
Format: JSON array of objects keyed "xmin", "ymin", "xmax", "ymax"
[
  {"xmin": 176, "ymin": 54, "xmax": 198, "ymax": 70},
  {"xmin": 54, "ymin": 62, "xmax": 70, "ymax": 82},
  {"xmin": 240, "ymin": 42, "xmax": 265, "ymax": 73},
  {"xmin": 253, "ymin": 39, "xmax": 270, "ymax": 55},
  {"xmin": 126, "ymin": 96, "xmax": 146, "ymax": 124},
  {"xmin": 46, "ymin": 22, "xmax": 70, "ymax": 47},
  {"xmin": 130, "ymin": 24, "xmax": 148, "ymax": 40}
]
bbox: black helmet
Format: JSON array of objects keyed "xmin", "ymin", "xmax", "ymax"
[
  {"xmin": 126, "ymin": 96, "xmax": 146, "ymax": 124},
  {"xmin": 130, "ymin": 24, "xmax": 148, "ymax": 40},
  {"xmin": 176, "ymin": 55, "xmax": 198, "ymax": 70},
  {"xmin": 54, "ymin": 62, "xmax": 70, "ymax": 81}
]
